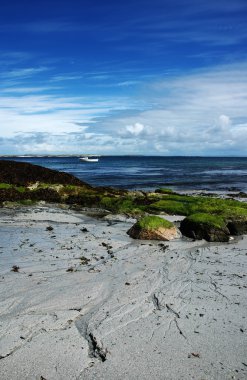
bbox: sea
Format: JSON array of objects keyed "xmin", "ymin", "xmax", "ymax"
[{"xmin": 1, "ymin": 156, "xmax": 247, "ymax": 193}]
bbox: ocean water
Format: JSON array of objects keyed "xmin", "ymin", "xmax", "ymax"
[{"xmin": 1, "ymin": 156, "xmax": 247, "ymax": 192}]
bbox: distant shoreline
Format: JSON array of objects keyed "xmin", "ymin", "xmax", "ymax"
[{"xmin": 1, "ymin": 155, "xmax": 247, "ymax": 158}]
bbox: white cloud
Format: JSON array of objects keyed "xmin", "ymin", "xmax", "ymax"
[
  {"xmin": 126, "ymin": 122, "xmax": 144, "ymax": 135},
  {"xmin": 219, "ymin": 114, "xmax": 231, "ymax": 128}
]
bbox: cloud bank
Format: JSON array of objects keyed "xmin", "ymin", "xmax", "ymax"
[{"xmin": 0, "ymin": 62, "xmax": 246, "ymax": 155}]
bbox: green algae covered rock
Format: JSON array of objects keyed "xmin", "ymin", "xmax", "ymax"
[
  {"xmin": 127, "ymin": 215, "xmax": 179, "ymax": 241},
  {"xmin": 180, "ymin": 213, "xmax": 230, "ymax": 242}
]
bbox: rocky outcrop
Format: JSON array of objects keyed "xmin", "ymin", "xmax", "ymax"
[
  {"xmin": 0, "ymin": 188, "xmax": 26, "ymax": 202},
  {"xmin": 0, "ymin": 160, "xmax": 89, "ymax": 187},
  {"xmin": 180, "ymin": 215, "xmax": 230, "ymax": 242},
  {"xmin": 30, "ymin": 188, "xmax": 62, "ymax": 202}
]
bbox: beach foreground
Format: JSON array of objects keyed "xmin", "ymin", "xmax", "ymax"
[{"xmin": 0, "ymin": 205, "xmax": 246, "ymax": 380}]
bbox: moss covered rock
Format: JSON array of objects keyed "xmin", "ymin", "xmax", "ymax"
[
  {"xmin": 0, "ymin": 188, "xmax": 27, "ymax": 202},
  {"xmin": 127, "ymin": 215, "xmax": 179, "ymax": 241},
  {"xmin": 0, "ymin": 160, "xmax": 88, "ymax": 187},
  {"xmin": 180, "ymin": 213, "xmax": 230, "ymax": 242}
]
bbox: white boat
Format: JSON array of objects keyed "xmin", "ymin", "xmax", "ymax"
[{"xmin": 79, "ymin": 156, "xmax": 99, "ymax": 162}]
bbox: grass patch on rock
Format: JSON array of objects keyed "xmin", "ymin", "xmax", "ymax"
[
  {"xmin": 0, "ymin": 183, "xmax": 12, "ymax": 189},
  {"xmin": 136, "ymin": 215, "xmax": 174, "ymax": 230},
  {"xmin": 19, "ymin": 199, "xmax": 37, "ymax": 206},
  {"xmin": 150, "ymin": 199, "xmax": 189, "ymax": 215},
  {"xmin": 148, "ymin": 193, "xmax": 247, "ymax": 219},
  {"xmin": 127, "ymin": 215, "xmax": 177, "ymax": 240},
  {"xmin": 0, "ymin": 183, "xmax": 26, "ymax": 193},
  {"xmin": 185, "ymin": 213, "xmax": 226, "ymax": 229}
]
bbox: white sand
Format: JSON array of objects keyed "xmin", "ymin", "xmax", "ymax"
[{"xmin": 0, "ymin": 205, "xmax": 246, "ymax": 379}]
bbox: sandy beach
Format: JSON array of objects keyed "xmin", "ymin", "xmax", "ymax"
[{"xmin": 0, "ymin": 204, "xmax": 246, "ymax": 380}]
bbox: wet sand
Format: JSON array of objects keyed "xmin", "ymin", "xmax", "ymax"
[{"xmin": 0, "ymin": 205, "xmax": 246, "ymax": 380}]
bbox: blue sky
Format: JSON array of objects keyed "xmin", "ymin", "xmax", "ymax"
[{"xmin": 0, "ymin": 0, "xmax": 247, "ymax": 155}]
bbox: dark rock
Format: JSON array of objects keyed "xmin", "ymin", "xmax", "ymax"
[
  {"xmin": 134, "ymin": 196, "xmax": 153, "ymax": 206},
  {"xmin": 31, "ymin": 188, "xmax": 61, "ymax": 202},
  {"xmin": 227, "ymin": 220, "xmax": 247, "ymax": 235},
  {"xmin": 0, "ymin": 188, "xmax": 27, "ymax": 202},
  {"xmin": 81, "ymin": 227, "xmax": 88, "ymax": 232},
  {"xmin": 66, "ymin": 267, "xmax": 75, "ymax": 272},
  {"xmin": 180, "ymin": 218, "xmax": 230, "ymax": 242},
  {"xmin": 237, "ymin": 192, "xmax": 247, "ymax": 198},
  {"xmin": 0, "ymin": 188, "xmax": 61, "ymax": 204},
  {"xmin": 65, "ymin": 194, "xmax": 100, "ymax": 207},
  {"xmin": 0, "ymin": 160, "xmax": 89, "ymax": 187},
  {"xmin": 11, "ymin": 265, "xmax": 20, "ymax": 272}
]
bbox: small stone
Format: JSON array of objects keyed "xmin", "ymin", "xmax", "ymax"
[
  {"xmin": 11, "ymin": 265, "xmax": 20, "ymax": 272},
  {"xmin": 66, "ymin": 267, "xmax": 74, "ymax": 272},
  {"xmin": 81, "ymin": 227, "xmax": 88, "ymax": 232}
]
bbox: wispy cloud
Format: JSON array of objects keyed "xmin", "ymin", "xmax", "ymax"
[
  {"xmin": 51, "ymin": 74, "xmax": 83, "ymax": 82},
  {"xmin": 0, "ymin": 51, "xmax": 33, "ymax": 66},
  {"xmin": 0, "ymin": 67, "xmax": 49, "ymax": 79},
  {"xmin": 0, "ymin": 20, "xmax": 90, "ymax": 34},
  {"xmin": 1, "ymin": 86, "xmax": 60, "ymax": 94},
  {"xmin": 99, "ymin": 0, "xmax": 247, "ymax": 49},
  {"xmin": 117, "ymin": 81, "xmax": 140, "ymax": 87},
  {"xmin": 23, "ymin": 20, "xmax": 83, "ymax": 33}
]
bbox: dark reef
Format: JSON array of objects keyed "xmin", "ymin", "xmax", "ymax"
[{"xmin": 0, "ymin": 160, "xmax": 88, "ymax": 187}]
